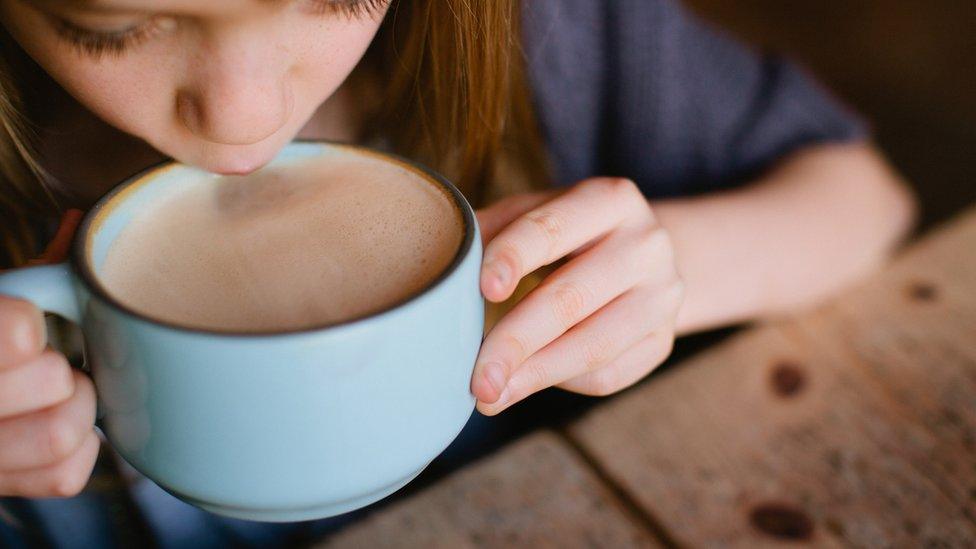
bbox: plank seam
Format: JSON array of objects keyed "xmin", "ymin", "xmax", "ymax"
[{"xmin": 557, "ymin": 426, "xmax": 685, "ymax": 549}]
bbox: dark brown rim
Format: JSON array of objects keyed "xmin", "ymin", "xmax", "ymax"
[{"xmin": 69, "ymin": 140, "xmax": 477, "ymax": 337}]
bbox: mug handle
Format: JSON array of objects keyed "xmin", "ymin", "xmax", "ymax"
[{"xmin": 0, "ymin": 263, "xmax": 81, "ymax": 322}]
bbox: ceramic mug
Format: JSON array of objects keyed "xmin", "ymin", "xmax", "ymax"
[{"xmin": 0, "ymin": 142, "xmax": 483, "ymax": 521}]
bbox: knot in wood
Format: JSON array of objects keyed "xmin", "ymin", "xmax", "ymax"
[{"xmin": 749, "ymin": 502, "xmax": 814, "ymax": 540}]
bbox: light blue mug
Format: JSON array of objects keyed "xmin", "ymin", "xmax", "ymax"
[{"xmin": 0, "ymin": 142, "xmax": 483, "ymax": 522}]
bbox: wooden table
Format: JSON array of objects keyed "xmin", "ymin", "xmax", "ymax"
[{"xmin": 315, "ymin": 207, "xmax": 976, "ymax": 548}]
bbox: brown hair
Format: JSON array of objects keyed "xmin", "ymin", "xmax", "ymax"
[{"xmin": 0, "ymin": 0, "xmax": 549, "ymax": 266}]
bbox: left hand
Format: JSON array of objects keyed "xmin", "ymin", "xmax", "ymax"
[{"xmin": 472, "ymin": 178, "xmax": 684, "ymax": 415}]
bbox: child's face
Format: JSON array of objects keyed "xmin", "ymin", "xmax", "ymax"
[{"xmin": 0, "ymin": 0, "xmax": 389, "ymax": 174}]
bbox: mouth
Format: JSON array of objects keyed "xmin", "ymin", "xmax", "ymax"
[
  {"xmin": 195, "ymin": 142, "xmax": 283, "ymax": 176},
  {"xmin": 211, "ymin": 165, "xmax": 263, "ymax": 176}
]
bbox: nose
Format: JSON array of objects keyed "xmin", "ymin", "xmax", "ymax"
[{"xmin": 176, "ymin": 36, "xmax": 292, "ymax": 146}]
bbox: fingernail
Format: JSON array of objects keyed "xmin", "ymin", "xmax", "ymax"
[
  {"xmin": 488, "ymin": 260, "xmax": 510, "ymax": 291},
  {"xmin": 478, "ymin": 386, "xmax": 512, "ymax": 416},
  {"xmin": 494, "ymin": 387, "xmax": 511, "ymax": 409},
  {"xmin": 483, "ymin": 362, "xmax": 508, "ymax": 396},
  {"xmin": 14, "ymin": 308, "xmax": 46, "ymax": 355}
]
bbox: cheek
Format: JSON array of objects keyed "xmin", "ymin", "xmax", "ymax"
[
  {"xmin": 1, "ymin": 2, "xmax": 176, "ymax": 135},
  {"xmin": 6, "ymin": 23, "xmax": 179, "ymax": 140},
  {"xmin": 57, "ymin": 59, "xmax": 179, "ymax": 138},
  {"xmin": 286, "ymin": 19, "xmax": 384, "ymax": 112}
]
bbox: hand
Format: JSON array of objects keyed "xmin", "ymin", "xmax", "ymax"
[
  {"xmin": 0, "ymin": 209, "xmax": 98, "ymax": 497},
  {"xmin": 472, "ymin": 178, "xmax": 684, "ymax": 415}
]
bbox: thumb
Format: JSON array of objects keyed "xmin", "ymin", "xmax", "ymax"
[{"xmin": 476, "ymin": 191, "xmax": 557, "ymax": 245}]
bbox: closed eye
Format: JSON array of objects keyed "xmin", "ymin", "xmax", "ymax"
[{"xmin": 48, "ymin": 0, "xmax": 391, "ymax": 59}]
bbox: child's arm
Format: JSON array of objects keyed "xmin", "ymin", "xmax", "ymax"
[
  {"xmin": 472, "ymin": 141, "xmax": 915, "ymax": 413},
  {"xmin": 473, "ymin": 2, "xmax": 916, "ymax": 412},
  {"xmin": 657, "ymin": 141, "xmax": 916, "ymax": 334}
]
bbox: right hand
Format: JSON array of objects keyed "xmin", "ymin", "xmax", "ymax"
[{"xmin": 0, "ymin": 209, "xmax": 98, "ymax": 498}]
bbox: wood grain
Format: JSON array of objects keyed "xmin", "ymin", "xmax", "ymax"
[
  {"xmin": 316, "ymin": 431, "xmax": 660, "ymax": 549},
  {"xmin": 568, "ymin": 208, "xmax": 976, "ymax": 547}
]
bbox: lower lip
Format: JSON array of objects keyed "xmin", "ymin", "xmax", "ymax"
[
  {"xmin": 212, "ymin": 166, "xmax": 262, "ymax": 176},
  {"xmin": 205, "ymin": 152, "xmax": 276, "ymax": 176}
]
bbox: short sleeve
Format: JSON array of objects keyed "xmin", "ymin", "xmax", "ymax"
[{"xmin": 522, "ymin": 0, "xmax": 869, "ymax": 197}]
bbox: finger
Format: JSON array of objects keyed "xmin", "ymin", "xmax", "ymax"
[
  {"xmin": 481, "ymin": 178, "xmax": 647, "ymax": 302},
  {"xmin": 0, "ymin": 296, "xmax": 46, "ymax": 370},
  {"xmin": 33, "ymin": 209, "xmax": 84, "ymax": 265},
  {"xmin": 478, "ymin": 281, "xmax": 682, "ymax": 415},
  {"xmin": 0, "ymin": 430, "xmax": 99, "ymax": 498},
  {"xmin": 0, "ymin": 371, "xmax": 96, "ymax": 470},
  {"xmin": 557, "ymin": 331, "xmax": 676, "ymax": 396},
  {"xmin": 0, "ymin": 351, "xmax": 74, "ymax": 419},
  {"xmin": 476, "ymin": 191, "xmax": 555, "ymax": 245},
  {"xmin": 472, "ymin": 229, "xmax": 658, "ymax": 403}
]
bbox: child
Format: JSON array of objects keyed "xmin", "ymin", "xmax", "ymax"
[{"xmin": 0, "ymin": 0, "xmax": 914, "ymax": 545}]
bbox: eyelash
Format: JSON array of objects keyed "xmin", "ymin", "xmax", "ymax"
[
  {"xmin": 306, "ymin": 0, "xmax": 391, "ymax": 18},
  {"xmin": 51, "ymin": 0, "xmax": 391, "ymax": 59},
  {"xmin": 50, "ymin": 16, "xmax": 165, "ymax": 58}
]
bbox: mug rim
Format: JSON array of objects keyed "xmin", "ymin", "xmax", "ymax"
[{"xmin": 69, "ymin": 140, "xmax": 478, "ymax": 337}]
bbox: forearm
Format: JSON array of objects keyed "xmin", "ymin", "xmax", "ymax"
[{"xmin": 655, "ymin": 142, "xmax": 917, "ymax": 334}]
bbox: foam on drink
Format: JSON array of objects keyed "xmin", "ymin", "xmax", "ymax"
[{"xmin": 99, "ymin": 152, "xmax": 464, "ymax": 332}]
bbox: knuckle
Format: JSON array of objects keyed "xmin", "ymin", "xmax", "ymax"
[
  {"xmin": 640, "ymin": 227, "xmax": 673, "ymax": 258},
  {"xmin": 39, "ymin": 353, "xmax": 74, "ymax": 401},
  {"xmin": 49, "ymin": 467, "xmax": 88, "ymax": 498},
  {"xmin": 590, "ymin": 177, "xmax": 638, "ymax": 199},
  {"xmin": 523, "ymin": 361, "xmax": 551, "ymax": 393},
  {"xmin": 39, "ymin": 350, "xmax": 69, "ymax": 370},
  {"xmin": 44, "ymin": 412, "xmax": 81, "ymax": 462},
  {"xmin": 524, "ymin": 208, "xmax": 565, "ymax": 252},
  {"xmin": 73, "ymin": 371, "xmax": 96, "ymax": 400},
  {"xmin": 48, "ymin": 435, "xmax": 96, "ymax": 498},
  {"xmin": 549, "ymin": 282, "xmax": 589, "ymax": 329},
  {"xmin": 0, "ymin": 298, "xmax": 44, "ymax": 358},
  {"xmin": 72, "ymin": 373, "xmax": 98, "ymax": 420},
  {"xmin": 637, "ymin": 305, "xmax": 660, "ymax": 335},
  {"xmin": 588, "ymin": 368, "xmax": 620, "ymax": 397},
  {"xmin": 499, "ymin": 332, "xmax": 528, "ymax": 364},
  {"xmin": 667, "ymin": 280, "xmax": 686, "ymax": 309},
  {"xmin": 490, "ymin": 243, "xmax": 524, "ymax": 279},
  {"xmin": 636, "ymin": 228, "xmax": 675, "ymax": 280},
  {"xmin": 614, "ymin": 178, "xmax": 641, "ymax": 200},
  {"xmin": 650, "ymin": 335, "xmax": 676, "ymax": 366},
  {"xmin": 670, "ymin": 277, "xmax": 686, "ymax": 295},
  {"xmin": 579, "ymin": 330, "xmax": 616, "ymax": 371}
]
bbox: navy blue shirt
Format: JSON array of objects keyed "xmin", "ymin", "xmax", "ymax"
[{"xmin": 523, "ymin": 0, "xmax": 867, "ymax": 196}]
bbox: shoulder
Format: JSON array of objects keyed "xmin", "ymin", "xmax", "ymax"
[
  {"xmin": 520, "ymin": 0, "xmax": 867, "ymax": 194},
  {"xmin": 520, "ymin": 0, "xmax": 692, "ymax": 44},
  {"xmin": 520, "ymin": 0, "xmax": 711, "ymax": 108},
  {"xmin": 521, "ymin": 0, "xmax": 680, "ymax": 60},
  {"xmin": 519, "ymin": 0, "xmax": 696, "ymax": 187}
]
